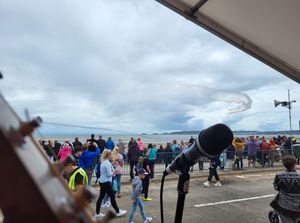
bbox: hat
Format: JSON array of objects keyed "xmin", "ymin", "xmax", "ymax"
[{"xmin": 138, "ymin": 168, "xmax": 148, "ymax": 175}]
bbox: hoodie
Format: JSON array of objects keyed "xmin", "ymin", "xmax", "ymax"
[
  {"xmin": 105, "ymin": 140, "xmax": 115, "ymax": 151},
  {"xmin": 78, "ymin": 147, "xmax": 100, "ymax": 171},
  {"xmin": 57, "ymin": 145, "xmax": 72, "ymax": 161},
  {"xmin": 131, "ymin": 176, "xmax": 143, "ymax": 201},
  {"xmin": 137, "ymin": 140, "xmax": 144, "ymax": 151}
]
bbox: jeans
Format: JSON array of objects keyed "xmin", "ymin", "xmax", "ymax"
[
  {"xmin": 87, "ymin": 171, "xmax": 93, "ymax": 186},
  {"xmin": 128, "ymin": 198, "xmax": 147, "ymax": 223},
  {"xmin": 115, "ymin": 174, "xmax": 122, "ymax": 194},
  {"xmin": 130, "ymin": 161, "xmax": 138, "ymax": 180},
  {"xmin": 96, "ymin": 182, "xmax": 120, "ymax": 214}
]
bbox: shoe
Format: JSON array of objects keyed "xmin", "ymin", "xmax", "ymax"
[
  {"xmin": 116, "ymin": 209, "xmax": 127, "ymax": 217},
  {"xmin": 143, "ymin": 217, "xmax": 153, "ymax": 223},
  {"xmin": 95, "ymin": 212, "xmax": 105, "ymax": 219},
  {"xmin": 143, "ymin": 197, "xmax": 152, "ymax": 201},
  {"xmin": 203, "ymin": 181, "xmax": 210, "ymax": 187},
  {"xmin": 101, "ymin": 203, "xmax": 110, "ymax": 208},
  {"xmin": 214, "ymin": 181, "xmax": 222, "ymax": 187},
  {"xmin": 105, "ymin": 201, "xmax": 111, "ymax": 207}
]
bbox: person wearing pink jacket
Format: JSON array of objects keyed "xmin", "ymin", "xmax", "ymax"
[
  {"xmin": 137, "ymin": 138, "xmax": 144, "ymax": 152},
  {"xmin": 58, "ymin": 143, "xmax": 72, "ymax": 161}
]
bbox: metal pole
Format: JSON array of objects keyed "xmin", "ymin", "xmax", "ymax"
[
  {"xmin": 288, "ymin": 89, "xmax": 293, "ymax": 155},
  {"xmin": 288, "ymin": 89, "xmax": 292, "ymax": 132}
]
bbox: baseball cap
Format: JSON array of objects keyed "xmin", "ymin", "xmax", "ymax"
[{"xmin": 138, "ymin": 168, "xmax": 148, "ymax": 175}]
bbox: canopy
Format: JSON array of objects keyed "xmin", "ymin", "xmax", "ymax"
[{"xmin": 155, "ymin": 0, "xmax": 300, "ymax": 83}]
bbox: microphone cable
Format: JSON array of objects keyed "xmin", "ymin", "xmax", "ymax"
[{"xmin": 160, "ymin": 171, "xmax": 167, "ymax": 223}]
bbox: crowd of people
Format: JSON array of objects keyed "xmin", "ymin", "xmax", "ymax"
[{"xmin": 37, "ymin": 134, "xmax": 300, "ymax": 222}]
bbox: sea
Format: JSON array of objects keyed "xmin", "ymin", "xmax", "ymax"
[{"xmin": 36, "ymin": 133, "xmax": 300, "ymax": 145}]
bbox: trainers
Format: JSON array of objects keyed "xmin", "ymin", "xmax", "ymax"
[
  {"xmin": 95, "ymin": 212, "xmax": 105, "ymax": 219},
  {"xmin": 101, "ymin": 203, "xmax": 110, "ymax": 208},
  {"xmin": 143, "ymin": 197, "xmax": 152, "ymax": 201},
  {"xmin": 143, "ymin": 217, "xmax": 153, "ymax": 223},
  {"xmin": 203, "ymin": 181, "xmax": 210, "ymax": 187},
  {"xmin": 214, "ymin": 181, "xmax": 222, "ymax": 187},
  {"xmin": 116, "ymin": 209, "xmax": 127, "ymax": 217}
]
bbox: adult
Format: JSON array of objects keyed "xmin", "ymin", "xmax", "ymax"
[
  {"xmin": 105, "ymin": 137, "xmax": 115, "ymax": 151},
  {"xmin": 97, "ymin": 135, "xmax": 106, "ymax": 153},
  {"xmin": 137, "ymin": 138, "xmax": 144, "ymax": 152},
  {"xmin": 72, "ymin": 137, "xmax": 82, "ymax": 148},
  {"xmin": 58, "ymin": 143, "xmax": 72, "ymax": 161},
  {"xmin": 163, "ymin": 143, "xmax": 172, "ymax": 169},
  {"xmin": 117, "ymin": 139, "xmax": 126, "ymax": 156},
  {"xmin": 53, "ymin": 140, "xmax": 61, "ymax": 156},
  {"xmin": 189, "ymin": 136, "xmax": 195, "ymax": 146},
  {"xmin": 147, "ymin": 144, "xmax": 158, "ymax": 179},
  {"xmin": 232, "ymin": 138, "xmax": 244, "ymax": 170},
  {"xmin": 47, "ymin": 140, "xmax": 55, "ymax": 162},
  {"xmin": 95, "ymin": 149, "xmax": 126, "ymax": 218},
  {"xmin": 89, "ymin": 134, "xmax": 96, "ymax": 143},
  {"xmin": 128, "ymin": 140, "xmax": 140, "ymax": 180},
  {"xmin": 112, "ymin": 146, "xmax": 124, "ymax": 198},
  {"xmin": 180, "ymin": 140, "xmax": 185, "ymax": 150},
  {"xmin": 246, "ymin": 137, "xmax": 259, "ymax": 167},
  {"xmin": 78, "ymin": 142, "xmax": 100, "ymax": 185},
  {"xmin": 270, "ymin": 156, "xmax": 300, "ymax": 222},
  {"xmin": 260, "ymin": 139, "xmax": 270, "ymax": 167},
  {"xmin": 282, "ymin": 136, "xmax": 292, "ymax": 155},
  {"xmin": 40, "ymin": 140, "xmax": 52, "ymax": 159},
  {"xmin": 269, "ymin": 138, "xmax": 279, "ymax": 167},
  {"xmin": 226, "ymin": 144, "xmax": 235, "ymax": 170},
  {"xmin": 171, "ymin": 140, "xmax": 180, "ymax": 160},
  {"xmin": 63, "ymin": 156, "xmax": 88, "ymax": 192}
]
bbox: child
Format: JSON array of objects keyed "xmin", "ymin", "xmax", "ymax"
[
  {"xmin": 269, "ymin": 155, "xmax": 300, "ymax": 223},
  {"xmin": 128, "ymin": 168, "xmax": 153, "ymax": 223},
  {"xmin": 203, "ymin": 157, "xmax": 222, "ymax": 187}
]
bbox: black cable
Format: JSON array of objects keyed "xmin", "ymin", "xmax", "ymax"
[{"xmin": 160, "ymin": 171, "xmax": 167, "ymax": 223}]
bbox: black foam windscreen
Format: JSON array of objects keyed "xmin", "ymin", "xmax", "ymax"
[{"xmin": 198, "ymin": 123, "xmax": 233, "ymax": 157}]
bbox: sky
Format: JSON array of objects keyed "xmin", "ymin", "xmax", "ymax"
[{"xmin": 0, "ymin": 0, "xmax": 299, "ymax": 135}]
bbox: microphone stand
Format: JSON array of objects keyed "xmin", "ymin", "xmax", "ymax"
[{"xmin": 174, "ymin": 164, "xmax": 191, "ymax": 223}]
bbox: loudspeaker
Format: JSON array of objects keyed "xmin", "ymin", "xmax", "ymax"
[{"xmin": 274, "ymin": 100, "xmax": 283, "ymax": 107}]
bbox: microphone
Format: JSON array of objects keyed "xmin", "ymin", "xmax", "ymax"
[{"xmin": 165, "ymin": 123, "xmax": 233, "ymax": 175}]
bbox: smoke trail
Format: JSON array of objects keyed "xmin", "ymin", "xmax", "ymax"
[{"xmin": 220, "ymin": 92, "xmax": 252, "ymax": 114}]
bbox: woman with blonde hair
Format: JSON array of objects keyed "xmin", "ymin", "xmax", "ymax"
[
  {"xmin": 112, "ymin": 146, "xmax": 124, "ymax": 198},
  {"xmin": 95, "ymin": 149, "xmax": 126, "ymax": 219}
]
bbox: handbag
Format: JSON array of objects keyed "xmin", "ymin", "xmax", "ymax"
[{"xmin": 112, "ymin": 179, "xmax": 118, "ymax": 192}]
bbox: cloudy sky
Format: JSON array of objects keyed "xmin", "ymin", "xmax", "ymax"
[{"xmin": 0, "ymin": 0, "xmax": 299, "ymax": 135}]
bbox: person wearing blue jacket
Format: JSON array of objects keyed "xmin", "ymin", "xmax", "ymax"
[
  {"xmin": 79, "ymin": 142, "xmax": 100, "ymax": 185},
  {"xmin": 105, "ymin": 137, "xmax": 115, "ymax": 151}
]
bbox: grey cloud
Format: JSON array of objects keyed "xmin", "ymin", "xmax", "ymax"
[{"xmin": 0, "ymin": 0, "xmax": 299, "ymax": 133}]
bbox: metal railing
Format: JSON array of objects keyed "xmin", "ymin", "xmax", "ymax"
[{"xmin": 118, "ymin": 148, "xmax": 299, "ymax": 176}]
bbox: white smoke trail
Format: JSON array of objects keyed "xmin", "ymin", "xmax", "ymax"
[{"xmin": 220, "ymin": 92, "xmax": 252, "ymax": 114}]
